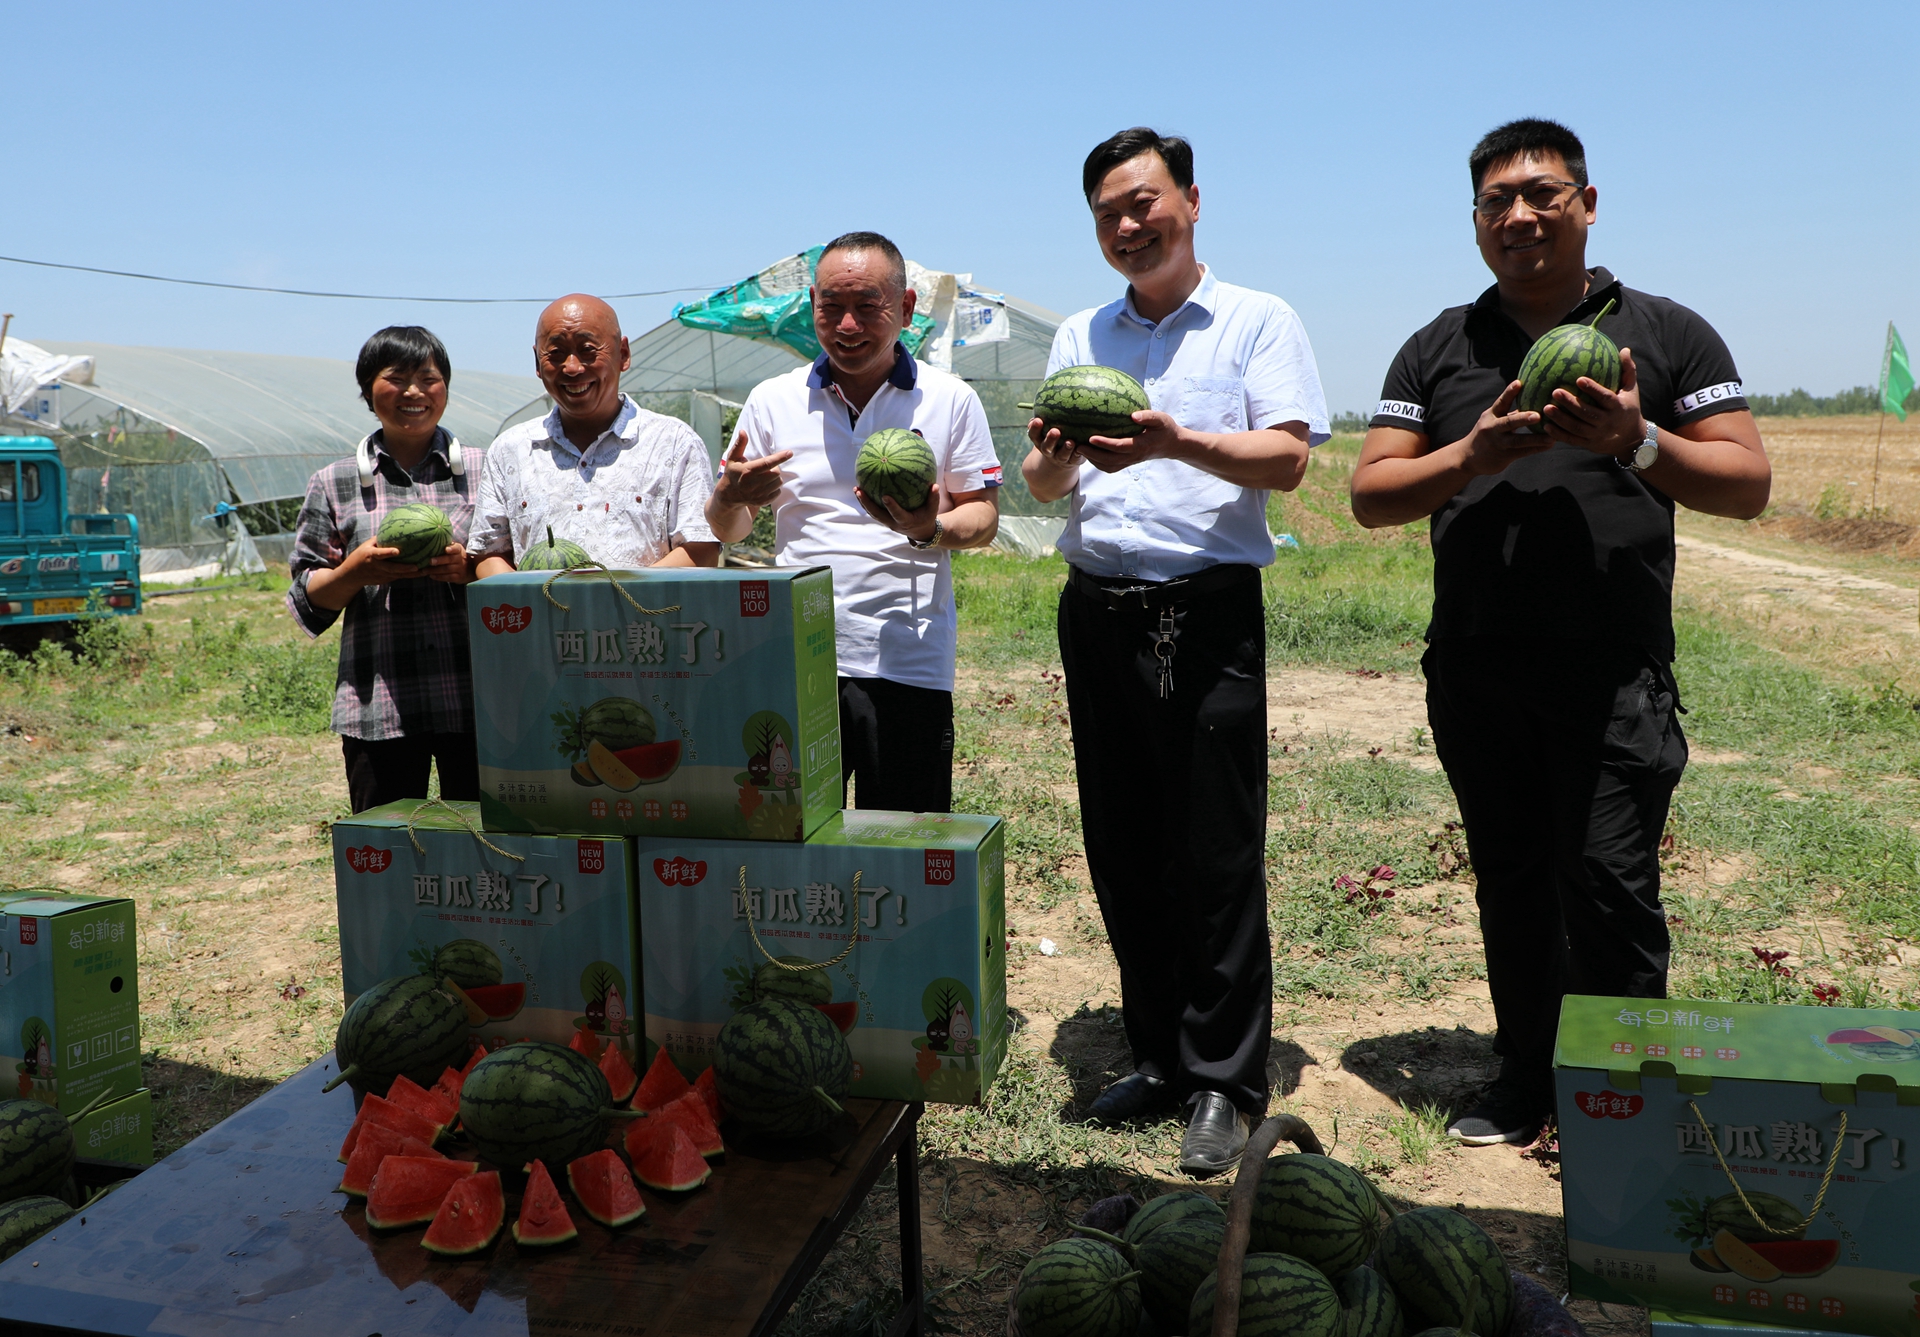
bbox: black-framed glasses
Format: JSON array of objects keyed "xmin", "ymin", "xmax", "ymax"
[{"xmin": 1473, "ymin": 179, "xmax": 1581, "ymax": 221}]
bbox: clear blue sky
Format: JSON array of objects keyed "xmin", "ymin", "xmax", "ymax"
[{"xmin": 6, "ymin": 1, "xmax": 1915, "ymax": 417}]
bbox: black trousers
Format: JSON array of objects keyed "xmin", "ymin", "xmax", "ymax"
[
  {"xmin": 1058, "ymin": 566, "xmax": 1272, "ymax": 1115},
  {"xmin": 341, "ymin": 731, "xmax": 481, "ymax": 814},
  {"xmin": 1424, "ymin": 639, "xmax": 1687, "ymax": 1105},
  {"xmin": 838, "ymin": 676, "xmax": 954, "ymax": 813}
]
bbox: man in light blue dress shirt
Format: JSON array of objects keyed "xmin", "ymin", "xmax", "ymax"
[{"xmin": 1024, "ymin": 127, "xmax": 1329, "ymax": 1177}]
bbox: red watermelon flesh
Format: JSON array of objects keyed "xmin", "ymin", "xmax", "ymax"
[
  {"xmin": 421, "ymin": 1170, "xmax": 505, "ymax": 1256},
  {"xmin": 465, "ymin": 983, "xmax": 526, "ymax": 1021},
  {"xmin": 599, "ymin": 1043, "xmax": 638, "ymax": 1105},
  {"xmin": 632, "ymin": 1125, "xmax": 711, "ymax": 1192},
  {"xmin": 636, "ymin": 1047, "xmax": 692, "ymax": 1111},
  {"xmin": 339, "ymin": 1093, "xmax": 445, "ymax": 1162},
  {"xmin": 365, "ymin": 1156, "xmax": 479, "ymax": 1230},
  {"xmin": 1749, "ymin": 1238, "xmax": 1841, "ymax": 1276},
  {"xmin": 461, "ymin": 1042, "xmax": 488, "ymax": 1076},
  {"xmin": 386, "ymin": 1074, "xmax": 457, "ymax": 1128},
  {"xmin": 569, "ymin": 1026, "xmax": 603, "ymax": 1062},
  {"xmin": 339, "ymin": 1122, "xmax": 444, "ymax": 1197},
  {"xmin": 815, "ymin": 1001, "xmax": 858, "ymax": 1034},
  {"xmin": 513, "ymin": 1160, "xmax": 578, "ymax": 1246},
  {"xmin": 433, "ymin": 1066, "xmax": 466, "ymax": 1104},
  {"xmin": 613, "ymin": 739, "xmax": 682, "ymax": 782},
  {"xmin": 566, "ymin": 1149, "xmax": 646, "ymax": 1228},
  {"xmin": 657, "ymin": 1094, "xmax": 725, "ymax": 1158},
  {"xmin": 693, "ymin": 1066, "xmax": 723, "ymax": 1123}
]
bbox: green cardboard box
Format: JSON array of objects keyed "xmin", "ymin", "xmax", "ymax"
[
  {"xmin": 333, "ymin": 801, "xmax": 643, "ymax": 1055},
  {"xmin": 1557, "ymin": 994, "xmax": 1920, "ymax": 1337},
  {"xmin": 469, "ymin": 567, "xmax": 841, "ymax": 842},
  {"xmin": 638, "ymin": 810, "xmax": 1006, "ymax": 1106},
  {"xmin": 0, "ymin": 891, "xmax": 142, "ymax": 1116},
  {"xmin": 74, "ymin": 1087, "xmax": 154, "ymax": 1166}
]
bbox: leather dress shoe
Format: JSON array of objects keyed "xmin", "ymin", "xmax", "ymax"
[
  {"xmin": 1087, "ymin": 1072, "xmax": 1175, "ymax": 1125},
  {"xmin": 1179, "ymin": 1092, "xmax": 1251, "ymax": 1178}
]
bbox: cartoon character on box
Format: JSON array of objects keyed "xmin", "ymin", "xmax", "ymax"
[
  {"xmin": 735, "ymin": 712, "xmax": 804, "ymax": 840},
  {"xmin": 913, "ymin": 979, "xmax": 980, "ymax": 1103}
]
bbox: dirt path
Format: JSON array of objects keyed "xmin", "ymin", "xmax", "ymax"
[{"xmin": 1674, "ymin": 530, "xmax": 1920, "ymax": 654}]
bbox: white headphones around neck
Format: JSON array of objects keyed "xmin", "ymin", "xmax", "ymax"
[{"xmin": 357, "ymin": 432, "xmax": 464, "ymax": 489}]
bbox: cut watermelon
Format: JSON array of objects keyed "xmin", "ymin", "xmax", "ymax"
[
  {"xmin": 693, "ymin": 1066, "xmax": 723, "ymax": 1123},
  {"xmin": 339, "ymin": 1121, "xmax": 445, "ymax": 1197},
  {"xmin": 462, "ymin": 1042, "xmax": 488, "ymax": 1076},
  {"xmin": 632, "ymin": 1124, "xmax": 711, "ymax": 1192},
  {"xmin": 815, "ymin": 1001, "xmax": 858, "ymax": 1034},
  {"xmin": 386, "ymin": 1073, "xmax": 457, "ymax": 1128},
  {"xmin": 513, "ymin": 1159, "xmax": 578, "ymax": 1247},
  {"xmin": 656, "ymin": 1093, "xmax": 725, "ymax": 1158},
  {"xmin": 340, "ymin": 1093, "xmax": 445, "ymax": 1162},
  {"xmin": 635, "ymin": 1047, "xmax": 692, "ymax": 1111},
  {"xmin": 569, "ymin": 1026, "xmax": 603, "ymax": 1063},
  {"xmin": 465, "ymin": 983, "xmax": 526, "ymax": 1022},
  {"xmin": 1749, "ymin": 1238, "xmax": 1841, "ymax": 1277},
  {"xmin": 433, "ymin": 1066, "xmax": 466, "ymax": 1105},
  {"xmin": 613, "ymin": 739, "xmax": 682, "ymax": 783},
  {"xmin": 566, "ymin": 1148, "xmax": 645, "ymax": 1228},
  {"xmin": 365, "ymin": 1156, "xmax": 479, "ymax": 1229},
  {"xmin": 422, "ymin": 1170, "xmax": 504, "ymax": 1256},
  {"xmin": 600, "ymin": 1043, "xmax": 638, "ymax": 1105}
]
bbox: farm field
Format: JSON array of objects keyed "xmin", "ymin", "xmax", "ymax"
[{"xmin": 4, "ymin": 429, "xmax": 1920, "ymax": 1335}]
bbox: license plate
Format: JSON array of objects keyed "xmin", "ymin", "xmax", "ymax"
[{"xmin": 33, "ymin": 598, "xmax": 85, "ymax": 615}]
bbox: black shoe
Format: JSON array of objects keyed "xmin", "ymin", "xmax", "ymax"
[
  {"xmin": 1447, "ymin": 1081, "xmax": 1548, "ymax": 1147},
  {"xmin": 1178, "ymin": 1092, "xmax": 1251, "ymax": 1178},
  {"xmin": 1088, "ymin": 1072, "xmax": 1175, "ymax": 1125}
]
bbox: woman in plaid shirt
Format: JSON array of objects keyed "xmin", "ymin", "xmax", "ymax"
[{"xmin": 286, "ymin": 326, "xmax": 484, "ymax": 813}]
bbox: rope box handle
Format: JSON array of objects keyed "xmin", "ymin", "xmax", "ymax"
[
  {"xmin": 541, "ymin": 563, "xmax": 682, "ymax": 616},
  {"xmin": 406, "ymin": 798, "xmax": 526, "ymax": 862},
  {"xmin": 1687, "ymin": 1098, "xmax": 1847, "ymax": 1236},
  {"xmin": 737, "ymin": 864, "xmax": 861, "ymax": 974}
]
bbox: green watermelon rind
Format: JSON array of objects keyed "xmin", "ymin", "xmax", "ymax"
[
  {"xmin": 712, "ymin": 998, "xmax": 853, "ymax": 1140},
  {"xmin": 459, "ymin": 1041, "xmax": 616, "ymax": 1172},
  {"xmin": 1014, "ymin": 1237, "xmax": 1142, "ymax": 1337},
  {"xmin": 431, "ymin": 939, "xmax": 503, "ymax": 990},
  {"xmin": 0, "ymin": 1100, "xmax": 76, "ymax": 1205},
  {"xmin": 1376, "ymin": 1207, "xmax": 1515, "ymax": 1337},
  {"xmin": 376, "ymin": 502, "xmax": 454, "ymax": 569},
  {"xmin": 1031, "ymin": 365, "xmax": 1151, "ymax": 442},
  {"xmin": 752, "ymin": 956, "xmax": 833, "ymax": 1007},
  {"xmin": 1122, "ymin": 1190, "xmax": 1224, "ymax": 1248},
  {"xmin": 1188, "ymin": 1251, "xmax": 1344, "ymax": 1337},
  {"xmin": 1136, "ymin": 1215, "xmax": 1227, "ymax": 1332},
  {"xmin": 334, "ymin": 975, "xmax": 473, "ymax": 1097},
  {"xmin": 1516, "ymin": 320, "xmax": 1622, "ymax": 416},
  {"xmin": 519, "ymin": 526, "xmax": 595, "ymax": 572},
  {"xmin": 854, "ymin": 428, "xmax": 938, "ymax": 511},
  {"xmin": 1250, "ymin": 1153, "xmax": 1385, "ymax": 1276},
  {"xmin": 0, "ymin": 1194, "xmax": 75, "ymax": 1263},
  {"xmin": 1338, "ymin": 1265, "xmax": 1408, "ymax": 1337}
]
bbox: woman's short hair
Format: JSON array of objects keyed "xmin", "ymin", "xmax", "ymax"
[{"xmin": 355, "ymin": 326, "xmax": 451, "ymax": 409}]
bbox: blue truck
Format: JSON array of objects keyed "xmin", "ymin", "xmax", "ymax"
[{"xmin": 0, "ymin": 436, "xmax": 141, "ymax": 646}]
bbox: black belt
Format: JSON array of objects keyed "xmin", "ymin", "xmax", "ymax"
[{"xmin": 1067, "ymin": 562, "xmax": 1255, "ymax": 611}]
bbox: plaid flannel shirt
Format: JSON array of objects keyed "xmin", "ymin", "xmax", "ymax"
[{"xmin": 286, "ymin": 429, "xmax": 484, "ymax": 741}]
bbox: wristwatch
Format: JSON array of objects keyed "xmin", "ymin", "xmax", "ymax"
[
  {"xmin": 1625, "ymin": 419, "xmax": 1659, "ymax": 473},
  {"xmin": 907, "ymin": 518, "xmax": 944, "ymax": 551}
]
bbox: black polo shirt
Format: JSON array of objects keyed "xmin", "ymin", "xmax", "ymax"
[{"xmin": 1371, "ymin": 267, "xmax": 1747, "ymax": 658}]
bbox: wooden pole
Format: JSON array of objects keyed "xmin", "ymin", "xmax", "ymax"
[{"xmin": 1871, "ymin": 409, "xmax": 1887, "ymax": 516}]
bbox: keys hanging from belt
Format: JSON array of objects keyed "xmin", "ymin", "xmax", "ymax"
[{"xmin": 1151, "ymin": 606, "xmax": 1178, "ymax": 699}]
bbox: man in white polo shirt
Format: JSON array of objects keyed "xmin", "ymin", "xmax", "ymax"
[
  {"xmin": 475, "ymin": 293, "xmax": 719, "ymax": 575},
  {"xmin": 1023, "ymin": 128, "xmax": 1329, "ymax": 1177},
  {"xmin": 707, "ymin": 232, "xmax": 1000, "ymax": 813}
]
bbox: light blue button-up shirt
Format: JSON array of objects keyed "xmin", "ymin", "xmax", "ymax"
[{"xmin": 1048, "ymin": 266, "xmax": 1330, "ymax": 581}]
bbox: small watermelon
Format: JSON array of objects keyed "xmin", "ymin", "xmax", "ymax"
[
  {"xmin": 1250, "ymin": 1153, "xmax": 1384, "ymax": 1276},
  {"xmin": 576, "ymin": 696, "xmax": 656, "ymax": 752},
  {"xmin": 1014, "ymin": 1237, "xmax": 1142, "ymax": 1337},
  {"xmin": 325, "ymin": 975, "xmax": 473, "ymax": 1097},
  {"xmin": 385, "ymin": 1074, "xmax": 457, "ymax": 1128},
  {"xmin": 1188, "ymin": 1251, "xmax": 1344, "ymax": 1337},
  {"xmin": 364, "ymin": 1155, "xmax": 479, "ymax": 1230},
  {"xmin": 855, "ymin": 428, "xmax": 938, "ymax": 512},
  {"xmin": 513, "ymin": 1160, "xmax": 577, "ymax": 1247},
  {"xmin": 339, "ymin": 1122, "xmax": 445, "ymax": 1197},
  {"xmin": 599, "ymin": 1043, "xmax": 638, "ymax": 1106},
  {"xmin": 569, "ymin": 1026, "xmax": 604, "ymax": 1063},
  {"xmin": 566, "ymin": 1149, "xmax": 646, "ymax": 1227},
  {"xmin": 377, "ymin": 502, "xmax": 454, "ymax": 569},
  {"xmin": 1339, "ymin": 1265, "xmax": 1408, "ymax": 1337},
  {"xmin": 1121, "ymin": 1191, "xmax": 1224, "ymax": 1249},
  {"xmin": 1516, "ymin": 298, "xmax": 1622, "ymax": 417},
  {"xmin": 693, "ymin": 1066, "xmax": 724, "ymax": 1123},
  {"xmin": 0, "ymin": 1195, "xmax": 74, "ymax": 1263},
  {"xmin": 0, "ymin": 1099, "xmax": 83, "ymax": 1204},
  {"xmin": 1377, "ymin": 1208, "xmax": 1513, "ymax": 1337},
  {"xmin": 631, "ymin": 1124, "xmax": 712, "ymax": 1193},
  {"xmin": 635, "ymin": 1047, "xmax": 692, "ymax": 1112},
  {"xmin": 431, "ymin": 939, "xmax": 504, "ymax": 990},
  {"xmin": 1135, "ymin": 1214, "xmax": 1226, "ymax": 1332},
  {"xmin": 519, "ymin": 525, "xmax": 595, "ymax": 572},
  {"xmin": 422, "ymin": 1170, "xmax": 505, "ymax": 1256},
  {"xmin": 1023, "ymin": 365, "xmax": 1151, "ymax": 443},
  {"xmin": 459, "ymin": 1042, "xmax": 640, "ymax": 1173},
  {"xmin": 713, "ymin": 997, "xmax": 852, "ymax": 1141}
]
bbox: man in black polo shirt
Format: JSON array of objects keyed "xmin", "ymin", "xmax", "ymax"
[{"xmin": 1350, "ymin": 118, "xmax": 1770, "ymax": 1146}]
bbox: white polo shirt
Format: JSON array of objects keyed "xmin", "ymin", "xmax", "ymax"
[
  {"xmin": 736, "ymin": 346, "xmax": 1000, "ymax": 693},
  {"xmin": 476, "ymin": 395, "xmax": 716, "ymax": 569},
  {"xmin": 1048, "ymin": 265, "xmax": 1330, "ymax": 582}
]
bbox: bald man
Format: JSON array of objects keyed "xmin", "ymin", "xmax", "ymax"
[{"xmin": 475, "ymin": 294, "xmax": 719, "ymax": 576}]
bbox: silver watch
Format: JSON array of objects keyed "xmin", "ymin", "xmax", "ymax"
[
  {"xmin": 907, "ymin": 517, "xmax": 944, "ymax": 551},
  {"xmin": 1626, "ymin": 419, "xmax": 1659, "ymax": 472}
]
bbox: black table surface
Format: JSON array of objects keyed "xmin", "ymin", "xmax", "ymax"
[{"xmin": 0, "ymin": 1057, "xmax": 917, "ymax": 1336}]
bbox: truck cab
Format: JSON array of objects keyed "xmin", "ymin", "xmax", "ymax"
[{"xmin": 0, "ymin": 436, "xmax": 142, "ymax": 636}]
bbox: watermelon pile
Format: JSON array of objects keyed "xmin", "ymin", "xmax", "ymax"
[
  {"xmin": 1516, "ymin": 298, "xmax": 1621, "ymax": 418},
  {"xmin": 1021, "ymin": 365, "xmax": 1151, "ymax": 444},
  {"xmin": 376, "ymin": 502, "xmax": 455, "ymax": 569},
  {"xmin": 854, "ymin": 428, "xmax": 938, "ymax": 512}
]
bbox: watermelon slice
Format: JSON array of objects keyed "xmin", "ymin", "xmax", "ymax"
[
  {"xmin": 365, "ymin": 1156, "xmax": 479, "ymax": 1230},
  {"xmin": 513, "ymin": 1159, "xmax": 578, "ymax": 1247},
  {"xmin": 421, "ymin": 1170, "xmax": 505, "ymax": 1256},
  {"xmin": 569, "ymin": 1026, "xmax": 603, "ymax": 1063},
  {"xmin": 692, "ymin": 1066, "xmax": 723, "ymax": 1123},
  {"xmin": 465, "ymin": 983, "xmax": 526, "ymax": 1022},
  {"xmin": 386, "ymin": 1074, "xmax": 458, "ymax": 1128},
  {"xmin": 462, "ymin": 1042, "xmax": 488, "ymax": 1076},
  {"xmin": 631, "ymin": 1124, "xmax": 711, "ymax": 1192},
  {"xmin": 600, "ymin": 1043, "xmax": 638, "ymax": 1105},
  {"xmin": 1749, "ymin": 1238, "xmax": 1841, "ymax": 1277},
  {"xmin": 635, "ymin": 1047, "xmax": 692, "ymax": 1111},
  {"xmin": 339, "ymin": 1122, "xmax": 445, "ymax": 1197},
  {"xmin": 653, "ymin": 1093, "xmax": 725, "ymax": 1159},
  {"xmin": 339, "ymin": 1093, "xmax": 445, "ymax": 1161},
  {"xmin": 432, "ymin": 1065, "xmax": 466, "ymax": 1104},
  {"xmin": 566, "ymin": 1148, "xmax": 646, "ymax": 1228},
  {"xmin": 613, "ymin": 739, "xmax": 682, "ymax": 783},
  {"xmin": 815, "ymin": 1001, "xmax": 858, "ymax": 1034}
]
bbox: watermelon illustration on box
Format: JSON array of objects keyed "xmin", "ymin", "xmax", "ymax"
[
  {"xmin": 0, "ymin": 891, "xmax": 142, "ymax": 1116},
  {"xmin": 332, "ymin": 800, "xmax": 642, "ymax": 1055},
  {"xmin": 1556, "ymin": 994, "xmax": 1920, "ymax": 1337},
  {"xmin": 637, "ymin": 810, "xmax": 1006, "ymax": 1106},
  {"xmin": 468, "ymin": 566, "xmax": 841, "ymax": 842}
]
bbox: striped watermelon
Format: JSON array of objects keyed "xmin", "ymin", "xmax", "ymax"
[
  {"xmin": 854, "ymin": 429, "xmax": 938, "ymax": 512},
  {"xmin": 1376, "ymin": 1208, "xmax": 1513, "ymax": 1337},
  {"xmin": 377, "ymin": 502, "xmax": 454, "ymax": 569},
  {"xmin": 458, "ymin": 1041, "xmax": 637, "ymax": 1172},
  {"xmin": 1136, "ymin": 1215, "xmax": 1226, "ymax": 1332},
  {"xmin": 1024, "ymin": 366, "xmax": 1151, "ymax": 443},
  {"xmin": 325, "ymin": 975, "xmax": 473, "ymax": 1097},
  {"xmin": 0, "ymin": 1194, "xmax": 73, "ymax": 1263},
  {"xmin": 752, "ymin": 955, "xmax": 833, "ymax": 1007},
  {"xmin": 712, "ymin": 998, "xmax": 852, "ymax": 1140},
  {"xmin": 1250, "ymin": 1153, "xmax": 1384, "ymax": 1276},
  {"xmin": 1122, "ymin": 1190, "xmax": 1224, "ymax": 1249},
  {"xmin": 430, "ymin": 939, "xmax": 503, "ymax": 990},
  {"xmin": 1339, "ymin": 1265, "xmax": 1408, "ymax": 1337},
  {"xmin": 1188, "ymin": 1251, "xmax": 1344, "ymax": 1337},
  {"xmin": 519, "ymin": 525, "xmax": 594, "ymax": 572},
  {"xmin": 1014, "ymin": 1237, "xmax": 1142, "ymax": 1337},
  {"xmin": 0, "ymin": 1099, "xmax": 78, "ymax": 1204},
  {"xmin": 1516, "ymin": 298, "xmax": 1621, "ymax": 416}
]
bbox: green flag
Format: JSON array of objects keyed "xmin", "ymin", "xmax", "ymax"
[{"xmin": 1884, "ymin": 322, "xmax": 1914, "ymax": 422}]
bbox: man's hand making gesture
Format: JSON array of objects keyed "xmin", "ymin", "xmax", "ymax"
[{"xmin": 705, "ymin": 432, "xmax": 793, "ymax": 543}]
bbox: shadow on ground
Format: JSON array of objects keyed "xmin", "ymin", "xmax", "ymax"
[
  {"xmin": 1047, "ymin": 1001, "xmax": 1316, "ymax": 1121},
  {"xmin": 1340, "ymin": 1024, "xmax": 1500, "ymax": 1114},
  {"xmin": 143, "ymin": 1055, "xmax": 279, "ymax": 1158}
]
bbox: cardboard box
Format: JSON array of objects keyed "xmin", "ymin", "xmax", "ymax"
[
  {"xmin": 638, "ymin": 811, "xmax": 1006, "ymax": 1106},
  {"xmin": 333, "ymin": 801, "xmax": 642, "ymax": 1053},
  {"xmin": 469, "ymin": 567, "xmax": 841, "ymax": 842},
  {"xmin": 0, "ymin": 891, "xmax": 142, "ymax": 1116},
  {"xmin": 74, "ymin": 1087, "xmax": 154, "ymax": 1167},
  {"xmin": 1557, "ymin": 994, "xmax": 1920, "ymax": 1337}
]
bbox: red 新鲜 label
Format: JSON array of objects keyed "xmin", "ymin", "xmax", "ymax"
[
  {"xmin": 481, "ymin": 604, "xmax": 534, "ymax": 634},
  {"xmin": 345, "ymin": 846, "xmax": 393, "ymax": 873},
  {"xmin": 654, "ymin": 857, "xmax": 707, "ymax": 886},
  {"xmin": 1573, "ymin": 1090, "xmax": 1644, "ymax": 1120}
]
